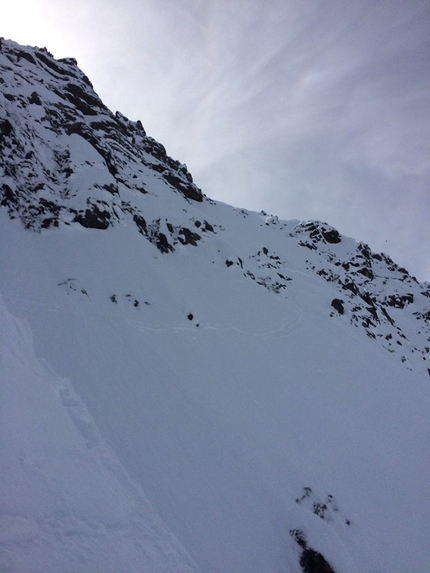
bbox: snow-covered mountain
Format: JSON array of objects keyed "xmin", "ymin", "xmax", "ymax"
[{"xmin": 1, "ymin": 38, "xmax": 429, "ymax": 573}]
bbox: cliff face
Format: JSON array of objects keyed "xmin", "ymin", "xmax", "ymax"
[{"xmin": 0, "ymin": 40, "xmax": 202, "ymax": 232}]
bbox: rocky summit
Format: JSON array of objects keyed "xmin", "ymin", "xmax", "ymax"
[{"xmin": 1, "ymin": 39, "xmax": 430, "ymax": 573}]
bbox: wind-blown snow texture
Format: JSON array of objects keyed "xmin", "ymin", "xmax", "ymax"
[{"xmin": 1, "ymin": 39, "xmax": 430, "ymax": 573}]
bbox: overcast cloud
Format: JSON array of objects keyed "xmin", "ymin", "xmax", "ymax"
[{"xmin": 3, "ymin": 0, "xmax": 430, "ymax": 280}]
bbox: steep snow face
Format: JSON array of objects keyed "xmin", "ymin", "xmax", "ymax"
[
  {"xmin": 1, "ymin": 39, "xmax": 430, "ymax": 573},
  {"xmin": 0, "ymin": 292, "xmax": 202, "ymax": 573},
  {"xmin": 2, "ymin": 206, "xmax": 430, "ymax": 573}
]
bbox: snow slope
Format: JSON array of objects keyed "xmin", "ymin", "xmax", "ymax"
[
  {"xmin": 1, "ymin": 39, "xmax": 430, "ymax": 573},
  {"xmin": 0, "ymin": 289, "xmax": 201, "ymax": 573}
]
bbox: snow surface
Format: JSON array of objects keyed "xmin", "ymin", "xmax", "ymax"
[
  {"xmin": 0, "ymin": 288, "xmax": 201, "ymax": 573},
  {"xmin": 2, "ymin": 207, "xmax": 430, "ymax": 573},
  {"xmin": 1, "ymin": 39, "xmax": 430, "ymax": 573}
]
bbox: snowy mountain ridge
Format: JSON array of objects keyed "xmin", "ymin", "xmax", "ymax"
[
  {"xmin": 0, "ymin": 42, "xmax": 430, "ymax": 380},
  {"xmin": 1, "ymin": 38, "xmax": 430, "ymax": 573},
  {"xmin": 1, "ymin": 39, "xmax": 429, "ymax": 379}
]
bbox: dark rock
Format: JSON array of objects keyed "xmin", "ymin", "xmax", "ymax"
[
  {"xmin": 313, "ymin": 502, "xmax": 328, "ymax": 519},
  {"xmin": 58, "ymin": 57, "xmax": 78, "ymax": 67},
  {"xmin": 75, "ymin": 206, "xmax": 111, "ymax": 230},
  {"xmin": 40, "ymin": 217, "xmax": 59, "ymax": 228},
  {"xmin": 385, "ymin": 294, "xmax": 414, "ymax": 309},
  {"xmin": 226, "ymin": 260, "xmax": 234, "ymax": 267},
  {"xmin": 380, "ymin": 306, "xmax": 395, "ymax": 325},
  {"xmin": 135, "ymin": 119, "xmax": 145, "ymax": 132},
  {"xmin": 133, "ymin": 214, "xmax": 147, "ymax": 235},
  {"xmin": 322, "ymin": 228, "xmax": 341, "ymax": 244},
  {"xmin": 102, "ymin": 183, "xmax": 119, "ymax": 195},
  {"xmin": 35, "ymin": 50, "xmax": 73, "ymax": 77},
  {"xmin": 145, "ymin": 139, "xmax": 167, "ymax": 160},
  {"xmin": 0, "ymin": 119, "xmax": 13, "ymax": 136},
  {"xmin": 358, "ymin": 267, "xmax": 374, "ymax": 280},
  {"xmin": 360, "ymin": 292, "xmax": 379, "ymax": 320},
  {"xmin": 358, "ymin": 243, "xmax": 372, "ymax": 260},
  {"xmin": 155, "ymin": 232, "xmax": 173, "ymax": 254},
  {"xmin": 331, "ymin": 299, "xmax": 345, "ymax": 315},
  {"xmin": 296, "ymin": 486, "xmax": 312, "ymax": 502},
  {"xmin": 300, "ymin": 548, "xmax": 336, "ymax": 573},
  {"xmin": 317, "ymin": 269, "xmax": 338, "ymax": 282},
  {"xmin": 290, "ymin": 528, "xmax": 337, "ymax": 573},
  {"xmin": 341, "ymin": 281, "xmax": 359, "ymax": 295},
  {"xmin": 299, "ymin": 241, "xmax": 317, "ymax": 250},
  {"xmin": 366, "ymin": 305, "xmax": 379, "ymax": 321},
  {"xmin": 17, "ymin": 50, "xmax": 37, "ymax": 65},
  {"xmin": 28, "ymin": 91, "xmax": 42, "ymax": 105},
  {"xmin": 178, "ymin": 227, "xmax": 201, "ymax": 246},
  {"xmin": 37, "ymin": 198, "xmax": 61, "ymax": 228},
  {"xmin": 163, "ymin": 171, "xmax": 203, "ymax": 202},
  {"xmin": 416, "ymin": 310, "xmax": 430, "ymax": 322},
  {"xmin": 1, "ymin": 184, "xmax": 16, "ymax": 205},
  {"xmin": 290, "ymin": 529, "xmax": 307, "ymax": 549}
]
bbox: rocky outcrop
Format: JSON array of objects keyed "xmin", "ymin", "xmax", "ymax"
[
  {"xmin": 290, "ymin": 220, "xmax": 430, "ymax": 376},
  {"xmin": 290, "ymin": 529, "xmax": 337, "ymax": 573},
  {"xmin": 0, "ymin": 39, "xmax": 202, "ymax": 236}
]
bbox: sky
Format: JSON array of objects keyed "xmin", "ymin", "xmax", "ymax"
[{"xmin": 3, "ymin": 0, "xmax": 430, "ymax": 281}]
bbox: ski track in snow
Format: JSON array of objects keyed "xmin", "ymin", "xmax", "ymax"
[{"xmin": 116, "ymin": 313, "xmax": 304, "ymax": 340}]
